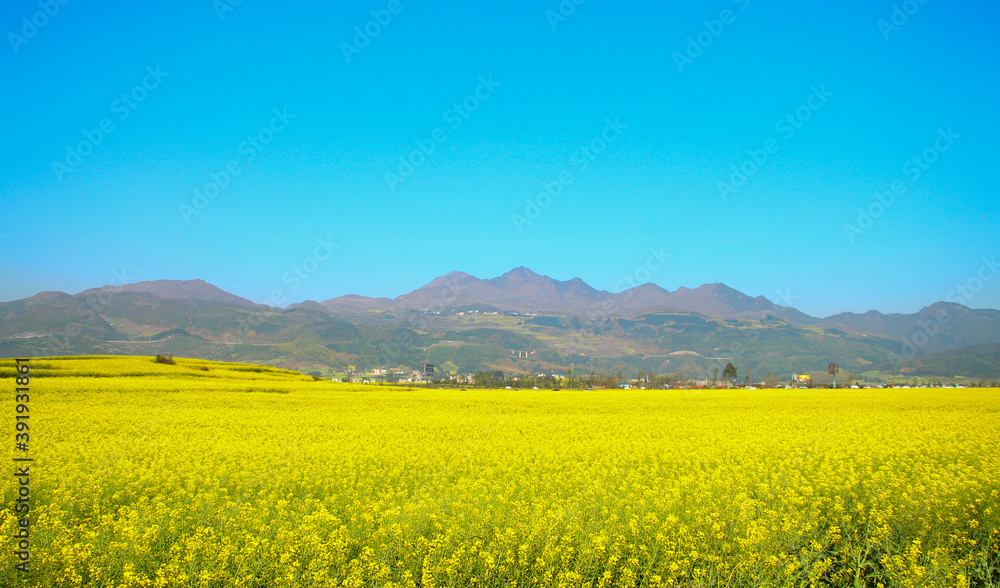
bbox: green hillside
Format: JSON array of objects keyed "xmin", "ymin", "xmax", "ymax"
[{"xmin": 0, "ymin": 289, "xmax": 987, "ymax": 381}]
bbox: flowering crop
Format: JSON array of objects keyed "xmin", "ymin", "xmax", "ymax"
[{"xmin": 1, "ymin": 356, "xmax": 998, "ymax": 587}]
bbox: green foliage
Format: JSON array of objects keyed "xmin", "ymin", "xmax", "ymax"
[
  {"xmin": 150, "ymin": 328, "xmax": 201, "ymax": 341},
  {"xmin": 527, "ymin": 316, "xmax": 564, "ymax": 328},
  {"xmin": 1, "ymin": 287, "xmax": 989, "ymax": 381},
  {"xmin": 723, "ymin": 362, "xmax": 738, "ymax": 381},
  {"xmin": 896, "ymin": 343, "xmax": 1000, "ymax": 379},
  {"xmin": 472, "ymin": 370, "xmax": 507, "ymax": 387},
  {"xmin": 275, "ymin": 341, "xmax": 346, "ymax": 368},
  {"xmin": 428, "ymin": 344, "xmax": 509, "ymax": 374}
]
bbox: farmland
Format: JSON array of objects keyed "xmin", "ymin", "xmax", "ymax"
[{"xmin": 1, "ymin": 356, "xmax": 998, "ymax": 587}]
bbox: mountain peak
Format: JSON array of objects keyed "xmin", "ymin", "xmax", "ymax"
[
  {"xmin": 26, "ymin": 291, "xmax": 71, "ymax": 305},
  {"xmin": 505, "ymin": 266, "xmax": 541, "ymax": 278},
  {"xmin": 420, "ymin": 271, "xmax": 480, "ymax": 290},
  {"xmin": 487, "ymin": 267, "xmax": 546, "ymax": 288},
  {"xmin": 690, "ymin": 283, "xmax": 749, "ymax": 300},
  {"xmin": 694, "ymin": 282, "xmax": 735, "ymax": 292},
  {"xmin": 78, "ymin": 279, "xmax": 258, "ymax": 308},
  {"xmin": 285, "ymin": 300, "xmax": 330, "ymax": 314}
]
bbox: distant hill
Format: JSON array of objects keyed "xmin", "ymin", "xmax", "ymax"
[
  {"xmin": 617, "ymin": 282, "xmax": 779, "ymax": 318},
  {"xmin": 393, "ymin": 267, "xmax": 608, "ymax": 313},
  {"xmin": 898, "ymin": 343, "xmax": 1000, "ymax": 380},
  {"xmin": 286, "ymin": 300, "xmax": 330, "ymax": 314},
  {"xmin": 321, "ymin": 294, "xmax": 398, "ymax": 313},
  {"xmin": 78, "ymin": 279, "xmax": 258, "ymax": 308},
  {"xmin": 2, "ymin": 269, "xmax": 999, "ymax": 380},
  {"xmin": 819, "ymin": 302, "xmax": 1000, "ymax": 353},
  {"xmin": 0, "ymin": 290, "xmax": 119, "ymax": 341},
  {"xmin": 382, "ymin": 267, "xmax": 795, "ymax": 319}
]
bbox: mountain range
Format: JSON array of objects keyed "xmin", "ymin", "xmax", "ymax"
[
  {"xmin": 321, "ymin": 266, "xmax": 788, "ymax": 318},
  {"xmin": 2, "ymin": 267, "xmax": 999, "ymax": 381}
]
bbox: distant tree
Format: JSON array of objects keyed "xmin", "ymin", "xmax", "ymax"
[
  {"xmin": 765, "ymin": 372, "xmax": 779, "ymax": 388},
  {"xmin": 473, "ymin": 370, "xmax": 506, "ymax": 388},
  {"xmin": 712, "ymin": 367, "xmax": 719, "ymax": 385},
  {"xmin": 722, "ymin": 362, "xmax": 737, "ymax": 382}
]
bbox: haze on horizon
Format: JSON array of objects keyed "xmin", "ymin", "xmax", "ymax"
[{"xmin": 1, "ymin": 0, "xmax": 998, "ymax": 318}]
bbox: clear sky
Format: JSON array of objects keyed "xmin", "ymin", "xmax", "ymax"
[{"xmin": 2, "ymin": 0, "xmax": 998, "ymax": 317}]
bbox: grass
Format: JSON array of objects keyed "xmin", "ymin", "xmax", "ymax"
[{"xmin": 0, "ymin": 355, "xmax": 317, "ymax": 382}]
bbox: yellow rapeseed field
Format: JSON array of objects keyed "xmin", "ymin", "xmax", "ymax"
[{"xmin": 1, "ymin": 356, "xmax": 998, "ymax": 587}]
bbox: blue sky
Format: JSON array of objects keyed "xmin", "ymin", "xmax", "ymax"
[{"xmin": 1, "ymin": 0, "xmax": 998, "ymax": 317}]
